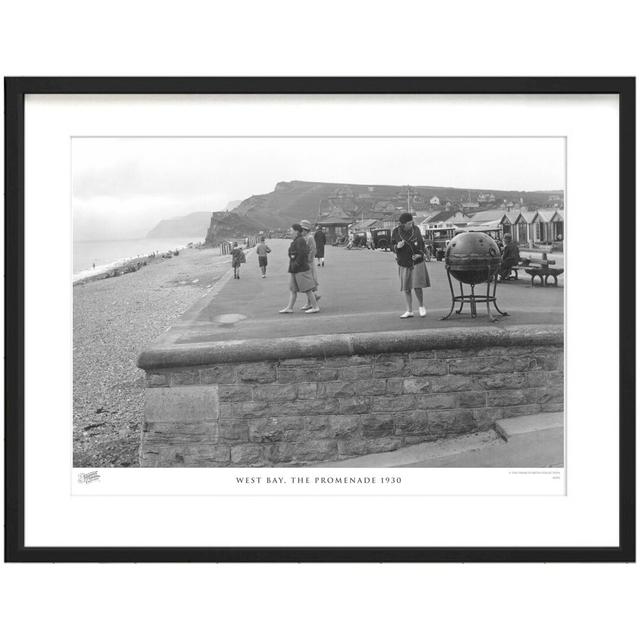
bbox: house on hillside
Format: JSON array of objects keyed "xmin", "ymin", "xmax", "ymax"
[
  {"xmin": 430, "ymin": 196, "xmax": 440, "ymax": 206},
  {"xmin": 372, "ymin": 200, "xmax": 397, "ymax": 214},
  {"xmin": 477, "ymin": 193, "xmax": 496, "ymax": 204}
]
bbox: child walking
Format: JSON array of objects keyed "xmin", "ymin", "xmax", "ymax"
[
  {"xmin": 231, "ymin": 242, "xmax": 245, "ymax": 279},
  {"xmin": 255, "ymin": 236, "xmax": 271, "ymax": 278}
]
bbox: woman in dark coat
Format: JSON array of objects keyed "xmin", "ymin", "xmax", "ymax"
[
  {"xmin": 279, "ymin": 223, "xmax": 320, "ymax": 314},
  {"xmin": 314, "ymin": 225, "xmax": 327, "ymax": 267},
  {"xmin": 391, "ymin": 212, "xmax": 431, "ymax": 318}
]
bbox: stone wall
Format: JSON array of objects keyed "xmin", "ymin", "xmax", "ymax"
[{"xmin": 138, "ymin": 327, "xmax": 563, "ymax": 467}]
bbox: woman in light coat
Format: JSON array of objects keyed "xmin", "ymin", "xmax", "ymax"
[{"xmin": 300, "ymin": 219, "xmax": 321, "ymax": 310}]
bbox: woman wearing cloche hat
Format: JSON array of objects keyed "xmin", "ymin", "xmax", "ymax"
[
  {"xmin": 390, "ymin": 212, "xmax": 431, "ymax": 318},
  {"xmin": 299, "ymin": 219, "xmax": 321, "ymax": 310}
]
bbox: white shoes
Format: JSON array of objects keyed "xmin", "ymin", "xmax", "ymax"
[
  {"xmin": 400, "ymin": 311, "xmax": 414, "ymax": 319},
  {"xmin": 419, "ymin": 306, "xmax": 427, "ymax": 317},
  {"xmin": 305, "ymin": 307, "xmax": 320, "ymax": 314},
  {"xmin": 279, "ymin": 308, "xmax": 294, "ymax": 314}
]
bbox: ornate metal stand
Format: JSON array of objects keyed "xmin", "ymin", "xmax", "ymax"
[{"xmin": 441, "ymin": 265, "xmax": 509, "ymax": 322}]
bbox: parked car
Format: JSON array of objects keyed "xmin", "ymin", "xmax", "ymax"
[{"xmin": 371, "ymin": 228, "xmax": 392, "ymax": 250}]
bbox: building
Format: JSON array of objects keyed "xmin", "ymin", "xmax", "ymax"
[
  {"xmin": 468, "ymin": 209, "xmax": 522, "ymax": 239},
  {"xmin": 501, "ymin": 209, "xmax": 564, "ymax": 246},
  {"xmin": 430, "ymin": 196, "xmax": 440, "ymax": 206},
  {"xmin": 413, "ymin": 214, "xmax": 435, "ymax": 236},
  {"xmin": 315, "ymin": 211, "xmax": 354, "ymax": 243},
  {"xmin": 531, "ymin": 209, "xmax": 564, "ymax": 243},
  {"xmin": 349, "ymin": 218, "xmax": 379, "ymax": 244},
  {"xmin": 372, "ymin": 211, "xmax": 404, "ymax": 230}
]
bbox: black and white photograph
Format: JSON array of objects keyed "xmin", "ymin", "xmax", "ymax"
[{"xmin": 72, "ymin": 136, "xmax": 565, "ymax": 472}]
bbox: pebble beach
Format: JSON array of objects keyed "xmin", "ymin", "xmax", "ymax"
[{"xmin": 73, "ymin": 245, "xmax": 232, "ymax": 467}]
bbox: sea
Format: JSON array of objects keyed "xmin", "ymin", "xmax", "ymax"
[{"xmin": 73, "ymin": 237, "xmax": 204, "ymax": 281}]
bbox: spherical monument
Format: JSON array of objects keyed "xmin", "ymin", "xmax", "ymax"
[
  {"xmin": 444, "ymin": 231, "xmax": 502, "ymax": 285},
  {"xmin": 441, "ymin": 231, "xmax": 508, "ymax": 321}
]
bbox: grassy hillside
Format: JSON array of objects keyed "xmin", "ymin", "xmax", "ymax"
[{"xmin": 231, "ymin": 180, "xmax": 563, "ymax": 228}]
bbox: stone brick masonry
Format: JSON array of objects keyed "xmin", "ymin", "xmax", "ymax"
[{"xmin": 139, "ymin": 334, "xmax": 564, "ymax": 467}]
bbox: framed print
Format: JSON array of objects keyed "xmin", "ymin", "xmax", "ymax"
[{"xmin": 4, "ymin": 77, "xmax": 635, "ymax": 562}]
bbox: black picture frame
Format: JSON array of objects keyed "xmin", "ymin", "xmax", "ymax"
[{"xmin": 4, "ymin": 76, "xmax": 635, "ymax": 563}]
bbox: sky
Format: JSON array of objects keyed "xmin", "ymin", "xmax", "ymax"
[{"xmin": 72, "ymin": 137, "xmax": 565, "ymax": 241}]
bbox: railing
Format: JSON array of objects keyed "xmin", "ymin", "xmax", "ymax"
[{"xmin": 220, "ymin": 236, "xmax": 260, "ymax": 255}]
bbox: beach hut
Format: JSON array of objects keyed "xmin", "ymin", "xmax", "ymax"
[
  {"xmin": 498, "ymin": 210, "xmax": 521, "ymax": 238},
  {"xmin": 531, "ymin": 209, "xmax": 564, "ymax": 243}
]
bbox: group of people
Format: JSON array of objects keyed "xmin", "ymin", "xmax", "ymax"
[
  {"xmin": 230, "ymin": 236, "xmax": 278, "ymax": 279},
  {"xmin": 230, "ymin": 214, "xmax": 520, "ymax": 319},
  {"xmin": 229, "ymin": 223, "xmax": 327, "ymax": 315},
  {"xmin": 279, "ymin": 212, "xmax": 431, "ymax": 318},
  {"xmin": 279, "ymin": 220, "xmax": 326, "ymax": 314}
]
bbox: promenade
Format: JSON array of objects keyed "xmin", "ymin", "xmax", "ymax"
[{"xmin": 169, "ymin": 239, "xmax": 564, "ymax": 346}]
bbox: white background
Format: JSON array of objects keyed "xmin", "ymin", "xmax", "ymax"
[
  {"xmin": 1, "ymin": 1, "xmax": 638, "ymax": 639},
  {"xmin": 28, "ymin": 96, "xmax": 601, "ymax": 546}
]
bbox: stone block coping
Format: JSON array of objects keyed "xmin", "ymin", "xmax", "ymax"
[
  {"xmin": 138, "ymin": 324, "xmax": 563, "ymax": 371},
  {"xmin": 495, "ymin": 411, "xmax": 564, "ymax": 440}
]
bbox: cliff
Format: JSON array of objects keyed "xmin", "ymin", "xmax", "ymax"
[
  {"xmin": 146, "ymin": 211, "xmax": 213, "ymax": 239},
  {"xmin": 203, "ymin": 211, "xmax": 262, "ymax": 246}
]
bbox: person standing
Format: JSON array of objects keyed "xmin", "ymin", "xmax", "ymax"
[
  {"xmin": 314, "ymin": 224, "xmax": 327, "ymax": 267},
  {"xmin": 231, "ymin": 241, "xmax": 245, "ymax": 279},
  {"xmin": 300, "ymin": 220, "xmax": 321, "ymax": 310},
  {"xmin": 279, "ymin": 223, "xmax": 320, "ymax": 314},
  {"xmin": 391, "ymin": 212, "xmax": 431, "ymax": 318},
  {"xmin": 255, "ymin": 236, "xmax": 271, "ymax": 278}
]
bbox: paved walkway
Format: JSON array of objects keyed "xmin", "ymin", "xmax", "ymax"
[{"xmin": 170, "ymin": 239, "xmax": 563, "ymax": 345}]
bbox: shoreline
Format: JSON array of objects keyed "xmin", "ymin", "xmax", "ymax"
[{"xmin": 73, "ymin": 241, "xmax": 204, "ymax": 286}]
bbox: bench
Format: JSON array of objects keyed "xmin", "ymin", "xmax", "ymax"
[
  {"xmin": 501, "ymin": 265, "xmax": 522, "ymax": 281},
  {"xmin": 521, "ymin": 253, "xmax": 564, "ymax": 286}
]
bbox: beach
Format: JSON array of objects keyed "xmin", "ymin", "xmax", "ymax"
[
  {"xmin": 73, "ymin": 245, "xmax": 233, "ymax": 467},
  {"xmin": 73, "ymin": 236, "xmax": 204, "ymax": 283}
]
